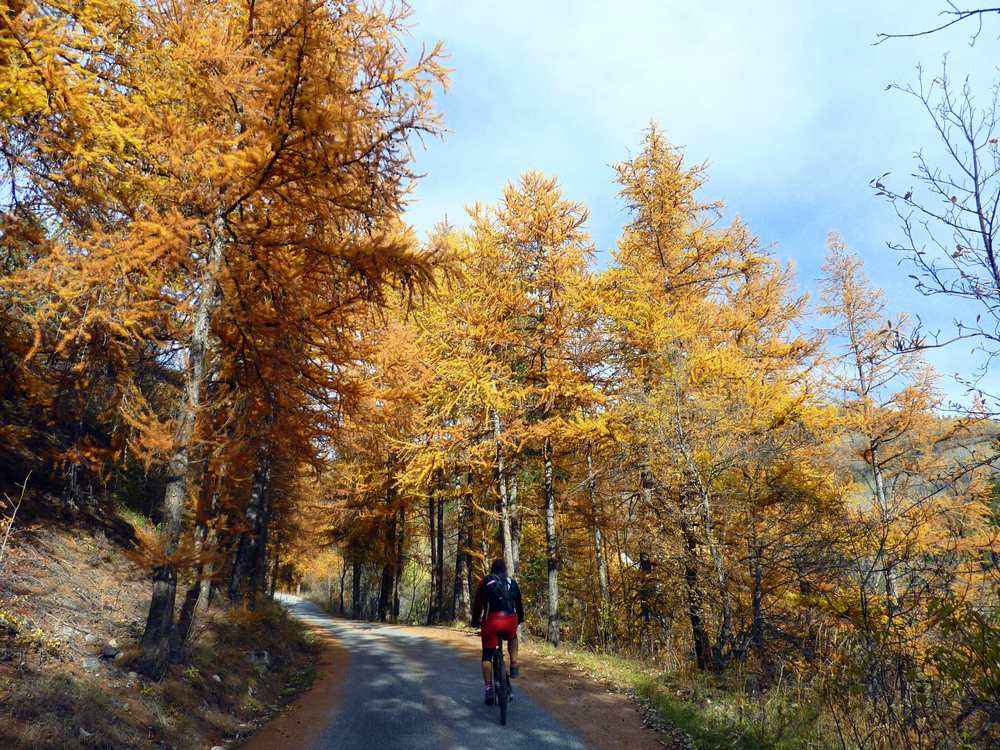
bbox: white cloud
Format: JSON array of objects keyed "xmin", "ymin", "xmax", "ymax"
[{"xmin": 403, "ymin": 0, "xmax": 1000, "ymax": 402}]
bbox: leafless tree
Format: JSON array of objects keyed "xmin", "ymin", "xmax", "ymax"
[{"xmin": 873, "ymin": 62, "xmax": 1000, "ymax": 406}]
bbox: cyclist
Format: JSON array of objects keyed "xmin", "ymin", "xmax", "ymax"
[{"xmin": 471, "ymin": 558, "xmax": 524, "ymax": 705}]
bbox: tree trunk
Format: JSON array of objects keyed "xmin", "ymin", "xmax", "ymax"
[
  {"xmin": 671, "ymin": 372, "xmax": 733, "ymax": 670},
  {"xmin": 543, "ymin": 435, "xmax": 559, "ymax": 646},
  {"xmin": 493, "ymin": 410, "xmax": 515, "ymax": 575},
  {"xmin": 269, "ymin": 536, "xmax": 280, "ymax": 599},
  {"xmin": 136, "ymin": 215, "xmax": 225, "ymax": 679},
  {"xmin": 453, "ymin": 487, "xmax": 471, "ymax": 623},
  {"xmin": 378, "ymin": 509, "xmax": 397, "ymax": 622},
  {"xmin": 427, "ymin": 492, "xmax": 438, "ymax": 624},
  {"xmin": 228, "ymin": 448, "xmax": 272, "ymax": 607},
  {"xmin": 195, "ymin": 519, "xmax": 218, "ymax": 614},
  {"xmin": 338, "ymin": 564, "xmax": 347, "ymax": 615},
  {"xmin": 869, "ymin": 443, "xmax": 899, "ymax": 626},
  {"xmin": 678, "ymin": 491, "xmax": 710, "ymax": 671},
  {"xmin": 351, "ymin": 559, "xmax": 362, "ymax": 619},
  {"xmin": 436, "ymin": 488, "xmax": 445, "ymax": 618},
  {"xmin": 378, "ymin": 458, "xmax": 398, "ymax": 622},
  {"xmin": 173, "ymin": 467, "xmax": 221, "ymax": 661},
  {"xmin": 587, "ymin": 446, "xmax": 609, "ymax": 643},
  {"xmin": 378, "ymin": 563, "xmax": 393, "ymax": 622},
  {"xmin": 509, "ymin": 469, "xmax": 520, "ymax": 577},
  {"xmin": 638, "ymin": 466, "xmax": 657, "ymax": 654},
  {"xmin": 172, "ymin": 516, "xmax": 209, "ymax": 662},
  {"xmin": 393, "ymin": 506, "xmax": 405, "ymax": 621},
  {"xmin": 750, "ymin": 542, "xmax": 767, "ymax": 667}
]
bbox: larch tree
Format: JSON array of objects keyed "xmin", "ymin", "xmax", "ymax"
[
  {"xmin": 6, "ymin": 0, "xmax": 445, "ymax": 677},
  {"xmin": 601, "ymin": 126, "xmax": 827, "ymax": 669},
  {"xmin": 483, "ymin": 172, "xmax": 600, "ymax": 646},
  {"xmin": 819, "ymin": 236, "xmax": 995, "ymax": 712}
]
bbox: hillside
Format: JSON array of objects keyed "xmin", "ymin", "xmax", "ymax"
[{"xmin": 0, "ymin": 512, "xmax": 317, "ymax": 750}]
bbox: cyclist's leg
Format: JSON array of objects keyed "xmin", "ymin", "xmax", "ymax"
[
  {"xmin": 481, "ymin": 616, "xmax": 498, "ymax": 701},
  {"xmin": 503, "ymin": 615, "xmax": 519, "ymax": 675},
  {"xmin": 481, "ymin": 652, "xmax": 493, "ymax": 685}
]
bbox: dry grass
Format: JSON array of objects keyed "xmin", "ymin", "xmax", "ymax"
[{"xmin": 0, "ymin": 521, "xmax": 318, "ymax": 750}]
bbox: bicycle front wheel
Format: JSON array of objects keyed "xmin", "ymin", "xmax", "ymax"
[{"xmin": 497, "ymin": 656, "xmax": 508, "ymax": 726}]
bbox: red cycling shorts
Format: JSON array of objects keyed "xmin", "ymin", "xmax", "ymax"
[{"xmin": 481, "ymin": 612, "xmax": 518, "ymax": 649}]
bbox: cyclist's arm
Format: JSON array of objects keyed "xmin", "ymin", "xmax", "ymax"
[
  {"xmin": 470, "ymin": 580, "xmax": 486, "ymax": 628},
  {"xmin": 513, "ymin": 580, "xmax": 525, "ymax": 624}
]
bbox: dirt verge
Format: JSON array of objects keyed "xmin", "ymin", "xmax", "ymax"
[{"xmin": 239, "ymin": 625, "xmax": 348, "ymax": 749}]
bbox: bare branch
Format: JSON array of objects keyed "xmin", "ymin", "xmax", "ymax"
[{"xmin": 876, "ymin": 5, "xmax": 1000, "ymax": 45}]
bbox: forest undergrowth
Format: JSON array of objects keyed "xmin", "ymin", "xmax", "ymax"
[{"xmin": 0, "ymin": 504, "xmax": 318, "ymax": 750}]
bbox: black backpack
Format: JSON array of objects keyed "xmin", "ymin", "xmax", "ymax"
[{"xmin": 484, "ymin": 573, "xmax": 515, "ymax": 613}]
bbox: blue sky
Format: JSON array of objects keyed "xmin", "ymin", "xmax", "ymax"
[{"xmin": 403, "ymin": 1, "xmax": 998, "ymax": 403}]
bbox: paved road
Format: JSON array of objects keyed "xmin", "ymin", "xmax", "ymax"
[{"xmin": 278, "ymin": 596, "xmax": 588, "ymax": 750}]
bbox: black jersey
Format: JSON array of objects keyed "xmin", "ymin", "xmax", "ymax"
[{"xmin": 471, "ymin": 574, "xmax": 525, "ymax": 627}]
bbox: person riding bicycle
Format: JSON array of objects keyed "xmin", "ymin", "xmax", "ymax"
[{"xmin": 471, "ymin": 558, "xmax": 524, "ymax": 705}]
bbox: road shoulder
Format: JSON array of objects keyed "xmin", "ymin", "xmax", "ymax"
[{"xmin": 239, "ymin": 621, "xmax": 348, "ymax": 750}]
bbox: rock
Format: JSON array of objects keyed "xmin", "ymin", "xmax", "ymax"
[
  {"xmin": 82, "ymin": 656, "xmax": 101, "ymax": 672},
  {"xmin": 212, "ymin": 674, "xmax": 222, "ymax": 683},
  {"xmin": 101, "ymin": 643, "xmax": 121, "ymax": 659},
  {"xmin": 79, "ymin": 728, "xmax": 92, "ymax": 739},
  {"xmin": 84, "ymin": 633, "xmax": 97, "ymax": 645},
  {"xmin": 211, "ymin": 746, "xmax": 225, "ymax": 750}
]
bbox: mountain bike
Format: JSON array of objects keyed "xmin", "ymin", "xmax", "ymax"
[{"xmin": 492, "ymin": 633, "xmax": 513, "ymax": 725}]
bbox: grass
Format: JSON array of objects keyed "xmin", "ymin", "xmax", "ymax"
[
  {"xmin": 114, "ymin": 506, "xmax": 158, "ymax": 534},
  {"xmin": 531, "ymin": 643, "xmax": 832, "ymax": 750}
]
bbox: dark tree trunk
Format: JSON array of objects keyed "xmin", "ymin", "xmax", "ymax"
[
  {"xmin": 269, "ymin": 536, "xmax": 281, "ymax": 599},
  {"xmin": 173, "ymin": 471, "xmax": 220, "ymax": 662},
  {"xmin": 228, "ymin": 448, "xmax": 272, "ymax": 607},
  {"xmin": 338, "ymin": 564, "xmax": 347, "ymax": 615},
  {"xmin": 436, "ymin": 488, "xmax": 445, "ymax": 618},
  {"xmin": 136, "ymin": 216, "xmax": 225, "ymax": 679},
  {"xmin": 678, "ymin": 492, "xmax": 710, "ymax": 671},
  {"xmin": 427, "ymin": 492, "xmax": 438, "ymax": 624},
  {"xmin": 749, "ymin": 540, "xmax": 769, "ymax": 674},
  {"xmin": 172, "ymin": 520, "xmax": 208, "ymax": 661},
  {"xmin": 138, "ymin": 567, "xmax": 178, "ymax": 677},
  {"xmin": 393, "ymin": 506, "xmax": 405, "ymax": 621},
  {"xmin": 638, "ymin": 467, "xmax": 656, "ymax": 654},
  {"xmin": 378, "ymin": 518, "xmax": 397, "ymax": 622},
  {"xmin": 378, "ymin": 562, "xmax": 393, "ymax": 622},
  {"xmin": 378, "ymin": 460, "xmax": 398, "ymax": 622},
  {"xmin": 351, "ymin": 559, "xmax": 362, "ymax": 619},
  {"xmin": 196, "ymin": 485, "xmax": 222, "ymax": 615}
]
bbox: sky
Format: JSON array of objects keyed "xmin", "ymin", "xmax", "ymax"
[{"xmin": 401, "ymin": 1, "xmax": 998, "ymax": 404}]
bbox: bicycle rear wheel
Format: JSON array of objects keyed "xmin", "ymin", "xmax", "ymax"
[{"xmin": 495, "ymin": 642, "xmax": 509, "ymax": 725}]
